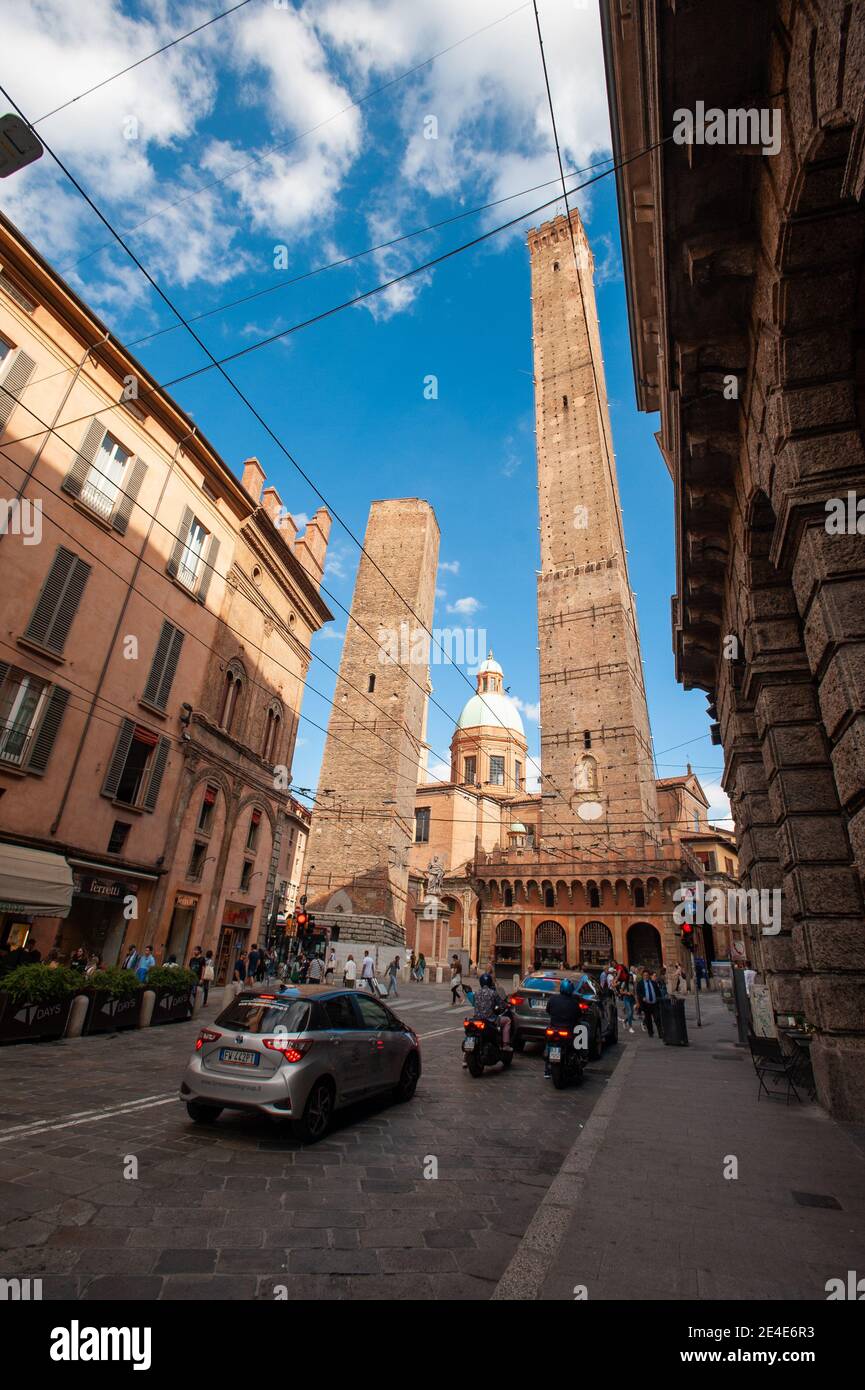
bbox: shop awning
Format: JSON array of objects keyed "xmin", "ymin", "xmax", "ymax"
[{"xmin": 0, "ymin": 843, "xmax": 73, "ymax": 917}]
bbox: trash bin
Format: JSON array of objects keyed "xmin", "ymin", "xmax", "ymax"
[{"xmin": 660, "ymin": 996, "xmax": 688, "ymax": 1046}]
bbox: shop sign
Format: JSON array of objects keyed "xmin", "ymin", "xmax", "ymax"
[
  {"xmin": 73, "ymin": 875, "xmax": 134, "ymax": 901},
  {"xmin": 222, "ymin": 903, "xmax": 254, "ymax": 928},
  {"xmin": 174, "ymin": 894, "xmax": 198, "ymax": 910}
]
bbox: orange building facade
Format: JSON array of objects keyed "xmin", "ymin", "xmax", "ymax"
[{"xmin": 0, "ymin": 212, "xmax": 330, "ymax": 972}]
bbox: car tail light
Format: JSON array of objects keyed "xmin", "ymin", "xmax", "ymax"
[
  {"xmin": 556, "ymin": 1028, "xmax": 570, "ymax": 1038},
  {"xmin": 463, "ymin": 1018, "xmax": 485, "ymax": 1031},
  {"xmin": 195, "ymin": 1029, "xmax": 220, "ymax": 1050},
  {"xmin": 578, "ymin": 1001, "xmax": 590, "ymax": 1012},
  {"xmin": 544, "ymin": 1027, "xmax": 555, "ymax": 1037},
  {"xmin": 509, "ymin": 995, "xmax": 525, "ymax": 1006},
  {"xmin": 262, "ymin": 1037, "xmax": 313, "ymax": 1063}
]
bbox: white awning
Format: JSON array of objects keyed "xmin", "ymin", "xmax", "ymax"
[{"xmin": 0, "ymin": 843, "xmax": 73, "ymax": 917}]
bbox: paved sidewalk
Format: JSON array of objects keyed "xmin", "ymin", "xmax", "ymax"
[{"xmin": 495, "ymin": 992, "xmax": 865, "ymax": 1300}]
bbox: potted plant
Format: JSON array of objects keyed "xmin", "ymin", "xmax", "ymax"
[
  {"xmin": 145, "ymin": 965, "xmax": 197, "ymax": 1024},
  {"xmin": 83, "ymin": 966, "xmax": 142, "ymax": 1034},
  {"xmin": 0, "ymin": 964, "xmax": 84, "ymax": 1043}
]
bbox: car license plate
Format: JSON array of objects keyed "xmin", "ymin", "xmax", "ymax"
[
  {"xmin": 531, "ymin": 997, "xmax": 547, "ymax": 1009},
  {"xmin": 219, "ymin": 1047, "xmax": 259, "ymax": 1067},
  {"xmin": 548, "ymin": 1046, "xmax": 562, "ymax": 1060},
  {"xmin": 463, "ymin": 1037, "xmax": 476, "ymax": 1051}
]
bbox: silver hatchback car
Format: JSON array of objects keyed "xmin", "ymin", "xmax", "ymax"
[{"xmin": 180, "ymin": 985, "xmax": 421, "ymax": 1143}]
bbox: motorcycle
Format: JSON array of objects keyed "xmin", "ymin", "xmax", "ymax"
[
  {"xmin": 462, "ymin": 1014, "xmax": 513, "ymax": 1077},
  {"xmin": 544, "ymin": 1023, "xmax": 586, "ymax": 1089}
]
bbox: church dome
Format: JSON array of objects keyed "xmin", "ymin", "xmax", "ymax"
[
  {"xmin": 456, "ymin": 650, "xmax": 524, "ymax": 735},
  {"xmin": 456, "ymin": 690, "xmax": 525, "ymax": 735}
]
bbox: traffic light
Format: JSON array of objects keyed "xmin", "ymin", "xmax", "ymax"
[
  {"xmin": 307, "ymin": 913, "xmax": 316, "ymax": 934},
  {"xmin": 681, "ymin": 922, "xmax": 696, "ymax": 951},
  {"xmin": 295, "ymin": 909, "xmax": 308, "ymax": 932}
]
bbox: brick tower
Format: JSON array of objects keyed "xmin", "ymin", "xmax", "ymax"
[
  {"xmin": 529, "ymin": 210, "xmax": 659, "ymax": 851},
  {"xmin": 308, "ymin": 499, "xmax": 439, "ymax": 934}
]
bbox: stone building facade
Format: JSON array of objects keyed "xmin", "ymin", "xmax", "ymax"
[
  {"xmin": 0, "ymin": 211, "xmax": 331, "ymax": 972},
  {"xmin": 307, "ymin": 499, "xmax": 439, "ymax": 942},
  {"xmin": 602, "ymin": 0, "xmax": 865, "ymax": 1116}
]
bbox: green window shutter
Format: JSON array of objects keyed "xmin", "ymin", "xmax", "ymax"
[
  {"xmin": 167, "ymin": 505, "xmax": 193, "ymax": 578},
  {"xmin": 102, "ymin": 717, "xmax": 135, "ymax": 799},
  {"xmin": 25, "ymin": 685, "xmax": 70, "ymax": 773},
  {"xmin": 142, "ymin": 735, "xmax": 170, "ymax": 811},
  {"xmin": 196, "ymin": 533, "xmax": 220, "ymax": 605},
  {"xmin": 24, "ymin": 547, "xmax": 91, "ymax": 654},
  {"xmin": 111, "ymin": 455, "xmax": 147, "ymax": 535},
  {"xmin": 61, "ymin": 419, "xmax": 105, "ymax": 500},
  {"xmin": 142, "ymin": 621, "xmax": 184, "ymax": 710},
  {"xmin": 0, "ymin": 349, "xmax": 36, "ymax": 432}
]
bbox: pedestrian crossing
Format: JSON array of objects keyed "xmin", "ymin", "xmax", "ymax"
[{"xmin": 387, "ymin": 997, "xmax": 470, "ymax": 1014}]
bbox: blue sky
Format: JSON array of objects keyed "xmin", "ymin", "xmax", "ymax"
[{"xmin": 0, "ymin": 0, "xmax": 728, "ymax": 821}]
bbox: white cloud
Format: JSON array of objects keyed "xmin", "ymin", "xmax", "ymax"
[
  {"xmin": 702, "ymin": 781, "xmax": 734, "ymax": 826},
  {"xmin": 424, "ymin": 759, "xmax": 452, "ymax": 784},
  {"xmin": 315, "ymin": 626, "xmax": 345, "ymax": 641},
  {"xmin": 512, "ymin": 695, "xmax": 540, "ymax": 722},
  {"xmin": 439, "ymin": 559, "xmax": 460, "ymax": 574},
  {"xmin": 446, "ymin": 596, "xmax": 480, "ymax": 616}
]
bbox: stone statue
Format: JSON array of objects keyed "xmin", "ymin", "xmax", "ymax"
[{"xmin": 426, "ymin": 855, "xmax": 445, "ymax": 897}]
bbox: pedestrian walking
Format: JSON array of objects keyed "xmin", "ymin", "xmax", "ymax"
[
  {"xmin": 308, "ymin": 954, "xmax": 324, "ymax": 984},
  {"xmin": 122, "ymin": 944, "xmax": 139, "ymax": 972},
  {"xmin": 136, "ymin": 945, "xmax": 156, "ymax": 983},
  {"xmin": 416, "ymin": 953, "xmax": 426, "ymax": 982},
  {"xmin": 408, "ymin": 950, "xmax": 416, "ymax": 981},
  {"xmin": 695, "ymin": 955, "xmax": 709, "ymax": 991},
  {"xmin": 201, "ymin": 950, "xmax": 215, "ymax": 1004},
  {"xmin": 189, "ymin": 945, "xmax": 204, "ymax": 995},
  {"xmin": 450, "ymin": 955, "xmax": 463, "ymax": 1005},
  {"xmin": 360, "ymin": 951, "xmax": 376, "ymax": 993},
  {"xmin": 621, "ymin": 974, "xmax": 636, "ymax": 1033},
  {"xmin": 636, "ymin": 969, "xmax": 660, "ymax": 1037},
  {"xmin": 672, "ymin": 962, "xmax": 687, "ymax": 996},
  {"xmin": 343, "ymin": 954, "xmax": 357, "ymax": 988},
  {"xmin": 386, "ymin": 956, "xmax": 400, "ymax": 997},
  {"xmin": 325, "ymin": 949, "xmax": 336, "ymax": 983},
  {"xmin": 233, "ymin": 952, "xmax": 247, "ymax": 988}
]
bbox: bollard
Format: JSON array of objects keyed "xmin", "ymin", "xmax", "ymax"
[
  {"xmin": 139, "ymin": 988, "xmax": 156, "ymax": 1029},
  {"xmin": 192, "ymin": 987, "xmax": 204, "ymax": 1017},
  {"xmin": 65, "ymin": 993, "xmax": 89, "ymax": 1038}
]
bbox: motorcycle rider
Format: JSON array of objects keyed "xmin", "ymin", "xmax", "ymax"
[
  {"xmin": 463, "ymin": 971, "xmax": 512, "ymax": 1066},
  {"xmin": 544, "ymin": 978, "xmax": 585, "ymax": 1079}
]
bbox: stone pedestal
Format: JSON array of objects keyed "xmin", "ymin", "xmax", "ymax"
[{"xmin": 411, "ymin": 901, "xmax": 451, "ymax": 968}]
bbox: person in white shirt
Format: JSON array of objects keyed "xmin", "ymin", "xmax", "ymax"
[
  {"xmin": 325, "ymin": 949, "xmax": 336, "ymax": 983},
  {"xmin": 360, "ymin": 951, "xmax": 375, "ymax": 992},
  {"xmin": 343, "ymin": 954, "xmax": 357, "ymax": 988},
  {"xmin": 744, "ymin": 965, "xmax": 757, "ymax": 996}
]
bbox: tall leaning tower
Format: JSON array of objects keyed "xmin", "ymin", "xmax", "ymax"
[
  {"xmin": 308, "ymin": 499, "xmax": 439, "ymax": 933},
  {"xmin": 528, "ymin": 210, "xmax": 659, "ymax": 852}
]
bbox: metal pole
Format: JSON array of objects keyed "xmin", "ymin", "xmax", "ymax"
[{"xmin": 690, "ymin": 949, "xmax": 702, "ymax": 1027}]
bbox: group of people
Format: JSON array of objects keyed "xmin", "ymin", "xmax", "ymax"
[{"xmin": 594, "ymin": 958, "xmax": 693, "ymax": 1038}]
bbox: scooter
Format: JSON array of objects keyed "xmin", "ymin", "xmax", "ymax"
[
  {"xmin": 462, "ymin": 1015, "xmax": 513, "ymax": 1076},
  {"xmin": 544, "ymin": 1023, "xmax": 586, "ymax": 1089}
]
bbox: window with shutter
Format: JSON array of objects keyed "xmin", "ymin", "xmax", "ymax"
[
  {"xmin": 0, "ymin": 664, "xmax": 49, "ymax": 767},
  {"xmin": 102, "ymin": 718, "xmax": 136, "ymax": 800},
  {"xmin": 62, "ymin": 420, "xmax": 106, "ymax": 501},
  {"xmin": 142, "ymin": 736, "xmax": 170, "ymax": 811},
  {"xmin": 25, "ymin": 685, "xmax": 70, "ymax": 773},
  {"xmin": 23, "ymin": 547, "xmax": 91, "ymax": 655},
  {"xmin": 196, "ymin": 533, "xmax": 220, "ymax": 605},
  {"xmin": 141, "ymin": 621, "xmax": 184, "ymax": 712},
  {"xmin": 111, "ymin": 454, "xmax": 147, "ymax": 535},
  {"xmin": 0, "ymin": 348, "xmax": 36, "ymax": 433}
]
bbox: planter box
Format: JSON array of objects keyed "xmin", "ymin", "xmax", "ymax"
[
  {"xmin": 0, "ymin": 990, "xmax": 76, "ymax": 1044},
  {"xmin": 150, "ymin": 986, "xmax": 195, "ymax": 1025},
  {"xmin": 84, "ymin": 990, "xmax": 142, "ymax": 1034}
]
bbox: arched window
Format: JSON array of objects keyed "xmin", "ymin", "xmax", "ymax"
[
  {"xmin": 535, "ymin": 921, "xmax": 566, "ymax": 967},
  {"xmin": 633, "ymin": 883, "xmax": 645, "ymax": 908},
  {"xmin": 579, "ymin": 920, "xmax": 613, "ymax": 966},
  {"xmin": 261, "ymin": 700, "xmax": 283, "ymax": 763},
  {"xmin": 544, "ymin": 887, "xmax": 555, "ymax": 908},
  {"xmin": 504, "ymin": 887, "xmax": 513, "ymax": 907},
  {"xmin": 220, "ymin": 664, "xmax": 244, "ymax": 733},
  {"xmin": 588, "ymin": 883, "xmax": 600, "ymax": 908}
]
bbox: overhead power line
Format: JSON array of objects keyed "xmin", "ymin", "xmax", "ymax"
[{"xmin": 32, "ymin": 0, "xmax": 255, "ymax": 125}]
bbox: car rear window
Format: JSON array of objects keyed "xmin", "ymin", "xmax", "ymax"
[
  {"xmin": 522, "ymin": 977, "xmax": 558, "ymax": 992},
  {"xmin": 215, "ymin": 994, "xmax": 311, "ymax": 1034}
]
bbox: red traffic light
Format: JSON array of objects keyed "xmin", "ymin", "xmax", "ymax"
[{"xmin": 295, "ymin": 910, "xmax": 309, "ymax": 929}]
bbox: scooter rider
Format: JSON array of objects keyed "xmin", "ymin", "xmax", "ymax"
[
  {"xmin": 544, "ymin": 978, "xmax": 585, "ymax": 1079},
  {"xmin": 466, "ymin": 971, "xmax": 513, "ymax": 1058}
]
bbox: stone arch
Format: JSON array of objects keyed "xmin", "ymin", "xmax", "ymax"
[
  {"xmin": 534, "ymin": 920, "xmax": 566, "ymax": 968},
  {"xmin": 494, "ymin": 919, "xmax": 522, "ymax": 975},
  {"xmin": 579, "ymin": 920, "xmax": 613, "ymax": 966},
  {"xmin": 627, "ymin": 923, "xmax": 663, "ymax": 971}
]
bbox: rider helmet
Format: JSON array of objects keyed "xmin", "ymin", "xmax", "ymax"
[
  {"xmin": 560, "ymin": 978, "xmax": 576, "ymax": 995},
  {"xmin": 479, "ymin": 972, "xmax": 493, "ymax": 988}
]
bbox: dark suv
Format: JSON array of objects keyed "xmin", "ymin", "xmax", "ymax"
[{"xmin": 509, "ymin": 970, "xmax": 618, "ymax": 1058}]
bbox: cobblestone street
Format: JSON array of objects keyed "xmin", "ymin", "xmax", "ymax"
[{"xmin": 0, "ymin": 982, "xmax": 620, "ymax": 1300}]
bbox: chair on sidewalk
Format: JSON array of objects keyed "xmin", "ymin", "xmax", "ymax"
[{"xmin": 748, "ymin": 1032, "xmax": 803, "ymax": 1105}]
